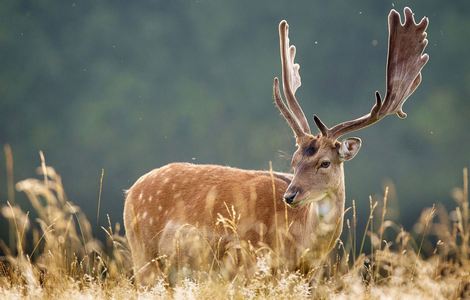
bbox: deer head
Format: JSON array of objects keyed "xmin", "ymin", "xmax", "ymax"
[{"xmin": 273, "ymin": 7, "xmax": 429, "ymax": 207}]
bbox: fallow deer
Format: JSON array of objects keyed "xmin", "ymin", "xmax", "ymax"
[{"xmin": 124, "ymin": 7, "xmax": 429, "ymax": 284}]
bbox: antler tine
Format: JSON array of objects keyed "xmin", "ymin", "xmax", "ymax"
[
  {"xmin": 313, "ymin": 115, "xmax": 329, "ymax": 136},
  {"xmin": 273, "ymin": 77, "xmax": 305, "ymax": 138},
  {"xmin": 278, "ymin": 20, "xmax": 311, "ymax": 134},
  {"xmin": 326, "ymin": 7, "xmax": 429, "ymax": 139}
]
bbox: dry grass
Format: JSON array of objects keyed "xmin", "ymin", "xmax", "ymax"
[{"xmin": 0, "ymin": 156, "xmax": 469, "ymax": 299}]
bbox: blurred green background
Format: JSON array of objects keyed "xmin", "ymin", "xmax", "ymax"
[{"xmin": 0, "ymin": 0, "xmax": 469, "ymax": 240}]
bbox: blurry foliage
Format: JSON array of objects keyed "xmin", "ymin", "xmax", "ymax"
[{"xmin": 0, "ymin": 0, "xmax": 469, "ymax": 235}]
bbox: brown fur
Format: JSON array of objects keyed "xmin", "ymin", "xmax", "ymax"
[{"xmin": 124, "ymin": 134, "xmax": 352, "ymax": 285}]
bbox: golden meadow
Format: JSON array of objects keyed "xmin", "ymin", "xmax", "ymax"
[{"xmin": 0, "ymin": 149, "xmax": 469, "ymax": 299}]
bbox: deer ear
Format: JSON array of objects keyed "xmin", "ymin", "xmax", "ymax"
[{"xmin": 338, "ymin": 137, "xmax": 362, "ymax": 161}]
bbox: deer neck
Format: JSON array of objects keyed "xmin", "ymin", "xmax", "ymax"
[
  {"xmin": 308, "ymin": 185, "xmax": 344, "ymax": 222},
  {"xmin": 303, "ymin": 168, "xmax": 346, "ymax": 237}
]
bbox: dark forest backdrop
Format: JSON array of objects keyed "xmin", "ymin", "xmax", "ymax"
[{"xmin": 0, "ymin": 0, "xmax": 469, "ymax": 241}]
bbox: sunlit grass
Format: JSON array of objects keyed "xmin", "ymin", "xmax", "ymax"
[{"xmin": 0, "ymin": 154, "xmax": 469, "ymax": 299}]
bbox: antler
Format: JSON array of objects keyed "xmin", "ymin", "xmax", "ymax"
[
  {"xmin": 315, "ymin": 7, "xmax": 429, "ymax": 139},
  {"xmin": 273, "ymin": 20, "xmax": 311, "ymax": 138}
]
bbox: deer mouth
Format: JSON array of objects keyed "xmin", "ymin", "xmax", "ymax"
[{"xmin": 288, "ymin": 191, "xmax": 329, "ymax": 208}]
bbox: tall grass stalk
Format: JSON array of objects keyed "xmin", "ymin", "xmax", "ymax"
[
  {"xmin": 96, "ymin": 168, "xmax": 105, "ymax": 226},
  {"xmin": 4, "ymin": 144, "xmax": 15, "ymax": 252}
]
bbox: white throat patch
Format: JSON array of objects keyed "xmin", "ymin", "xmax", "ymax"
[{"xmin": 315, "ymin": 195, "xmax": 336, "ymax": 222}]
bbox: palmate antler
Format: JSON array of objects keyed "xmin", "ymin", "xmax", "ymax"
[
  {"xmin": 273, "ymin": 20, "xmax": 311, "ymax": 139},
  {"xmin": 314, "ymin": 7, "xmax": 429, "ymax": 139}
]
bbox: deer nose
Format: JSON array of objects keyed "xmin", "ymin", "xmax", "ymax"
[{"xmin": 283, "ymin": 191, "xmax": 298, "ymax": 204}]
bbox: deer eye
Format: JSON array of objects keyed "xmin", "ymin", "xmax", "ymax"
[{"xmin": 320, "ymin": 161, "xmax": 331, "ymax": 168}]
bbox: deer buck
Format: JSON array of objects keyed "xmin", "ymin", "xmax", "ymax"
[{"xmin": 124, "ymin": 7, "xmax": 429, "ymax": 284}]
